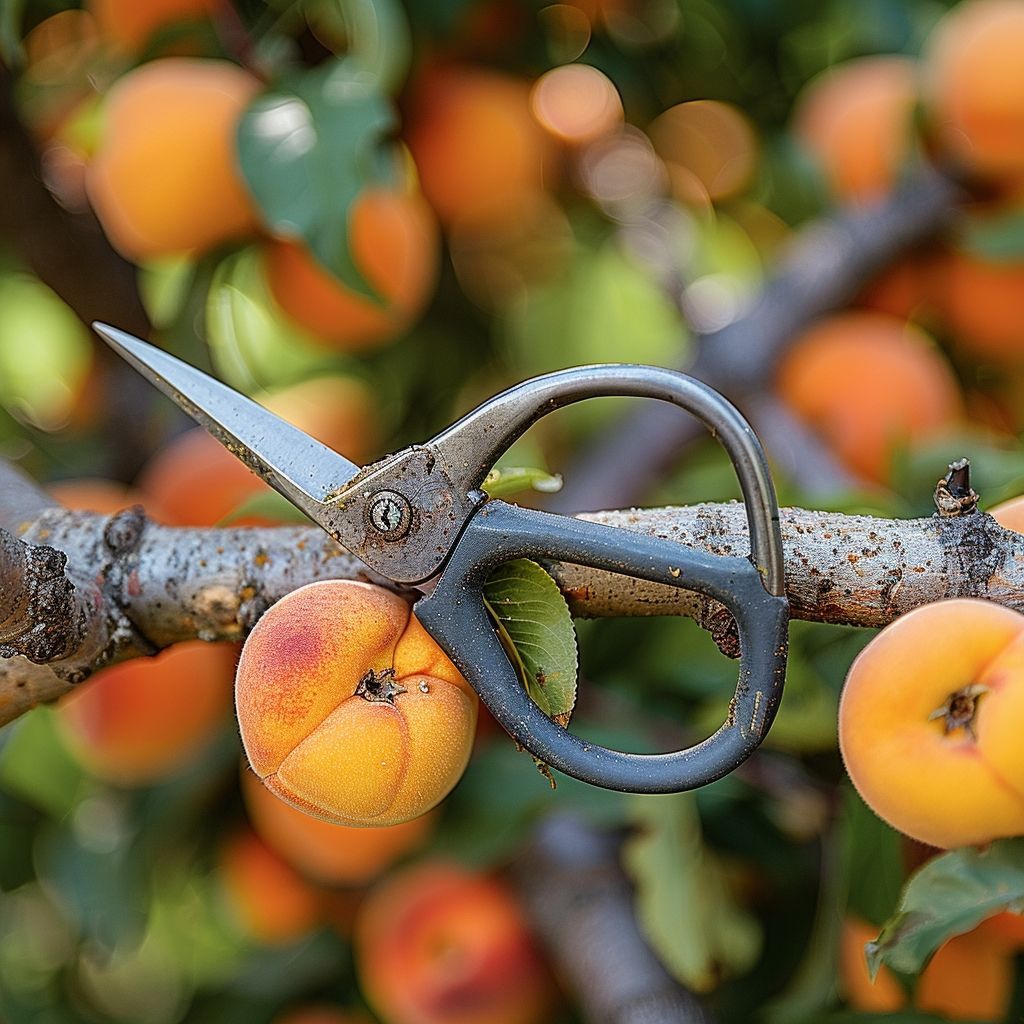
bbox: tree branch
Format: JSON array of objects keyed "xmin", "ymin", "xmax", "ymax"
[
  {"xmin": 554, "ymin": 166, "xmax": 964, "ymax": 513},
  {"xmin": 2, "ymin": 455, "xmax": 1020, "ymax": 725},
  {"xmin": 513, "ymin": 814, "xmax": 713, "ymax": 1024}
]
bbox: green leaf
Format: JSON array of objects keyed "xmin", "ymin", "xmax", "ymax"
[
  {"xmin": 309, "ymin": 0, "xmax": 412, "ymax": 94},
  {"xmin": 481, "ymin": 466, "xmax": 563, "ymax": 498},
  {"xmin": 482, "ymin": 559, "xmax": 577, "ymax": 725},
  {"xmin": 868, "ymin": 837, "xmax": 1024, "ymax": 978},
  {"xmin": 623, "ymin": 792, "xmax": 761, "ymax": 992},
  {"xmin": 960, "ymin": 209, "xmax": 1024, "ymax": 263},
  {"xmin": 237, "ymin": 59, "xmax": 397, "ymax": 302}
]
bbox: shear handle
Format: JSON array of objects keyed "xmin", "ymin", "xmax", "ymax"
[
  {"xmin": 415, "ymin": 500, "xmax": 789, "ymax": 793},
  {"xmin": 430, "ymin": 365, "xmax": 783, "ymax": 596}
]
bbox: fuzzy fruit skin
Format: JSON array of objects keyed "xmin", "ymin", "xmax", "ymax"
[
  {"xmin": 235, "ymin": 580, "xmax": 477, "ymax": 827},
  {"xmin": 87, "ymin": 58, "xmax": 260, "ymax": 259},
  {"xmin": 355, "ymin": 861, "xmax": 552, "ymax": 1024},
  {"xmin": 839, "ymin": 598, "xmax": 1024, "ymax": 848},
  {"xmin": 241, "ymin": 769, "xmax": 434, "ymax": 886}
]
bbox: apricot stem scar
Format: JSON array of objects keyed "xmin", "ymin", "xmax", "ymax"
[
  {"xmin": 355, "ymin": 668, "xmax": 407, "ymax": 704},
  {"xmin": 928, "ymin": 683, "xmax": 989, "ymax": 739}
]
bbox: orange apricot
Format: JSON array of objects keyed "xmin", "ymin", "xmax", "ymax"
[
  {"xmin": 937, "ymin": 251, "xmax": 1024, "ymax": 362},
  {"xmin": 839, "ymin": 917, "xmax": 907, "ymax": 1013},
  {"xmin": 236, "ymin": 581, "xmax": 477, "ymax": 827},
  {"xmin": 58, "ymin": 641, "xmax": 236, "ymax": 784},
  {"xmin": 354, "ymin": 861, "xmax": 552, "ymax": 1024},
  {"xmin": 241, "ymin": 769, "xmax": 434, "ymax": 886},
  {"xmin": 975, "ymin": 908, "xmax": 1024, "ymax": 949},
  {"xmin": 264, "ymin": 189, "xmax": 439, "ymax": 351},
  {"xmin": 405, "ymin": 65, "xmax": 553, "ymax": 226},
  {"xmin": 923, "ymin": 0, "xmax": 1024, "ymax": 182},
  {"xmin": 792, "ymin": 55, "xmax": 918, "ymax": 203},
  {"xmin": 218, "ymin": 829, "xmax": 321, "ymax": 944},
  {"xmin": 776, "ymin": 311, "xmax": 963, "ymax": 484},
  {"xmin": 839, "ymin": 598, "xmax": 1024, "ymax": 848},
  {"xmin": 916, "ymin": 927, "xmax": 1014, "ymax": 1021},
  {"xmin": 649, "ymin": 99, "xmax": 758, "ymax": 204},
  {"xmin": 88, "ymin": 59, "xmax": 260, "ymax": 260},
  {"xmin": 88, "ymin": 0, "xmax": 213, "ymax": 54}
]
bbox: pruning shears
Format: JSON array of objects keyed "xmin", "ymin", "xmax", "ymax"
[{"xmin": 95, "ymin": 324, "xmax": 789, "ymax": 794}]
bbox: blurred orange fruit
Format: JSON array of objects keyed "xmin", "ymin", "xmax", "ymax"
[
  {"xmin": 777, "ymin": 311, "xmax": 962, "ymax": 483},
  {"xmin": 406, "ymin": 65, "xmax": 554, "ymax": 226},
  {"xmin": 88, "ymin": 58, "xmax": 260, "ymax": 260},
  {"xmin": 265, "ymin": 189, "xmax": 439, "ymax": 350},
  {"xmin": 923, "ymin": 0, "xmax": 1024, "ymax": 182},
  {"xmin": 793, "ymin": 55, "xmax": 918, "ymax": 203},
  {"xmin": 58, "ymin": 641, "xmax": 236, "ymax": 784},
  {"xmin": 241, "ymin": 769, "xmax": 435, "ymax": 886}
]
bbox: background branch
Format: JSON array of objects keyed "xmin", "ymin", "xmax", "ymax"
[
  {"xmin": 513, "ymin": 814, "xmax": 714, "ymax": 1024},
  {"xmin": 554, "ymin": 166, "xmax": 963, "ymax": 513}
]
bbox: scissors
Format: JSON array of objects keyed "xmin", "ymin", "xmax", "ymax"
[{"xmin": 95, "ymin": 324, "xmax": 789, "ymax": 794}]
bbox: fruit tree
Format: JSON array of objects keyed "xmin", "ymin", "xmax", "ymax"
[{"xmin": 6, "ymin": 1, "xmax": 1024, "ymax": 1022}]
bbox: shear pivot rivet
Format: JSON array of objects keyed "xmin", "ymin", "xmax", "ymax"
[{"xmin": 367, "ymin": 489, "xmax": 412, "ymax": 539}]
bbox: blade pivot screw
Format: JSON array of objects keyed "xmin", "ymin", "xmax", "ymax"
[{"xmin": 367, "ymin": 490, "xmax": 413, "ymax": 540}]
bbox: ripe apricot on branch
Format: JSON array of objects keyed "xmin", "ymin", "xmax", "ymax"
[
  {"xmin": 406, "ymin": 65, "xmax": 552, "ymax": 226},
  {"xmin": 355, "ymin": 861, "xmax": 552, "ymax": 1024},
  {"xmin": 88, "ymin": 58, "xmax": 260, "ymax": 260},
  {"xmin": 264, "ymin": 188, "xmax": 439, "ymax": 350},
  {"xmin": 235, "ymin": 581, "xmax": 477, "ymax": 827},
  {"xmin": 218, "ymin": 829, "xmax": 321, "ymax": 945},
  {"xmin": 839, "ymin": 599, "xmax": 1024, "ymax": 849}
]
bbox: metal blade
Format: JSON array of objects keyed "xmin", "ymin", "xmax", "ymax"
[{"xmin": 94, "ymin": 324, "xmax": 362, "ymax": 520}]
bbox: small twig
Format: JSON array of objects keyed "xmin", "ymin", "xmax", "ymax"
[
  {"xmin": 934, "ymin": 457, "xmax": 978, "ymax": 517},
  {"xmin": 512, "ymin": 813, "xmax": 714, "ymax": 1024}
]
